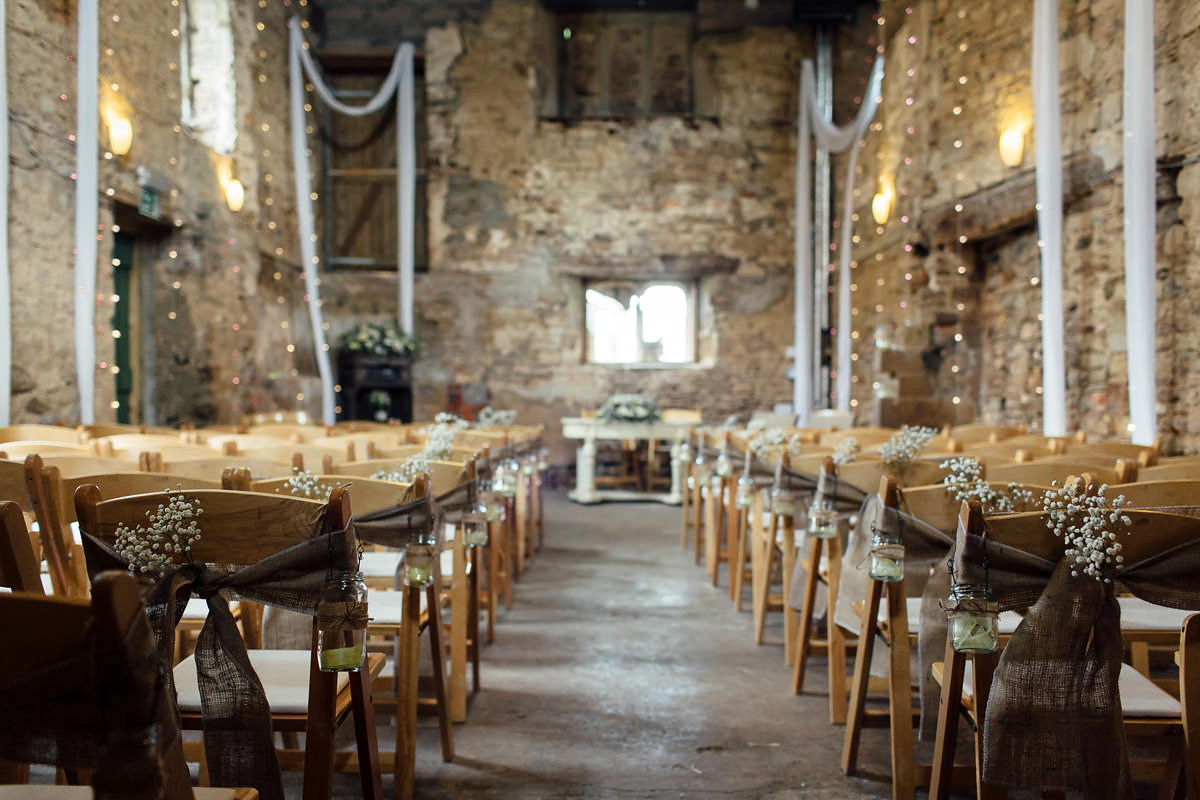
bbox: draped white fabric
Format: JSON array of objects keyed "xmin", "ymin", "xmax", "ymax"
[
  {"xmin": 73, "ymin": 0, "xmax": 99, "ymax": 424},
  {"xmin": 1033, "ymin": 0, "xmax": 1066, "ymax": 437},
  {"xmin": 288, "ymin": 19, "xmax": 417, "ymax": 424},
  {"xmin": 792, "ymin": 57, "xmax": 883, "ymax": 423},
  {"xmin": 1123, "ymin": 0, "xmax": 1156, "ymax": 446},
  {"xmin": 0, "ymin": 0, "xmax": 10, "ymax": 426}
]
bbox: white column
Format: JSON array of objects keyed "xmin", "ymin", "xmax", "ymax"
[
  {"xmin": 1123, "ymin": 0, "xmax": 1157, "ymax": 446},
  {"xmin": 0, "ymin": 0, "xmax": 10, "ymax": 426},
  {"xmin": 793, "ymin": 82, "xmax": 813, "ymax": 426},
  {"xmin": 1033, "ymin": 0, "xmax": 1066, "ymax": 436},
  {"xmin": 73, "ymin": 0, "xmax": 99, "ymax": 424},
  {"xmin": 396, "ymin": 45, "xmax": 416, "ymax": 337}
]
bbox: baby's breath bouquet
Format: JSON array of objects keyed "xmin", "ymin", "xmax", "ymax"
[
  {"xmin": 113, "ymin": 490, "xmax": 203, "ymax": 577},
  {"xmin": 1042, "ymin": 481, "xmax": 1132, "ymax": 582},
  {"xmin": 279, "ymin": 468, "xmax": 337, "ymax": 500},
  {"xmin": 940, "ymin": 456, "xmax": 1038, "ymax": 514},
  {"xmin": 832, "ymin": 437, "xmax": 859, "ymax": 465},
  {"xmin": 880, "ymin": 425, "xmax": 939, "ymax": 473},
  {"xmin": 337, "ymin": 323, "xmax": 419, "ymax": 358}
]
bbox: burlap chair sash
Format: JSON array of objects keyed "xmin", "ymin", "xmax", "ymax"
[
  {"xmin": 431, "ymin": 478, "xmax": 476, "ymax": 525},
  {"xmin": 0, "ymin": 599, "xmax": 173, "ymax": 800},
  {"xmin": 354, "ymin": 494, "xmax": 434, "ymax": 549},
  {"xmin": 83, "ymin": 516, "xmax": 360, "ymax": 800},
  {"xmin": 953, "ymin": 508, "xmax": 1200, "ymax": 797}
]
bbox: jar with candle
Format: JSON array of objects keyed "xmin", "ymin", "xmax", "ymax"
[
  {"xmin": 807, "ymin": 505, "xmax": 839, "ymax": 539},
  {"xmin": 404, "ymin": 524, "xmax": 437, "ymax": 588},
  {"xmin": 462, "ymin": 499, "xmax": 489, "ymax": 547},
  {"xmin": 317, "ymin": 571, "xmax": 368, "ymax": 672},
  {"xmin": 947, "ymin": 584, "xmax": 1000, "ymax": 653},
  {"xmin": 537, "ymin": 447, "xmax": 549, "ymax": 471},
  {"xmin": 735, "ymin": 475, "xmax": 755, "ymax": 509},
  {"xmin": 714, "ymin": 451, "xmax": 734, "ymax": 478},
  {"xmin": 693, "ymin": 451, "xmax": 712, "ymax": 484},
  {"xmin": 868, "ymin": 524, "xmax": 905, "ymax": 582},
  {"xmin": 770, "ymin": 486, "xmax": 796, "ymax": 518}
]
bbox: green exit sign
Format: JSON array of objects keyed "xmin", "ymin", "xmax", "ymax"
[{"xmin": 138, "ymin": 187, "xmax": 161, "ymax": 220}]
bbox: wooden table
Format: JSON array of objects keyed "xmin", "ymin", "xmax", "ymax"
[{"xmin": 561, "ymin": 417, "xmax": 693, "ymax": 505}]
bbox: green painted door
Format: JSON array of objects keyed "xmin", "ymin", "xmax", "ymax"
[{"xmin": 111, "ymin": 234, "xmax": 134, "ymax": 424}]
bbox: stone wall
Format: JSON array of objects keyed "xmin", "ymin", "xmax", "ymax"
[
  {"xmin": 851, "ymin": 0, "xmax": 1200, "ymax": 453},
  {"xmin": 8, "ymin": 0, "xmax": 311, "ymax": 425}
]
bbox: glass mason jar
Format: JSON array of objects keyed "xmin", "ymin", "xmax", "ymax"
[
  {"xmin": 523, "ymin": 452, "xmax": 538, "ymax": 476},
  {"xmin": 735, "ymin": 475, "xmax": 755, "ymax": 509},
  {"xmin": 868, "ymin": 528, "xmax": 905, "ymax": 582},
  {"xmin": 482, "ymin": 489, "xmax": 505, "ymax": 522},
  {"xmin": 807, "ymin": 505, "xmax": 839, "ymax": 539},
  {"xmin": 537, "ymin": 447, "xmax": 549, "ymax": 471},
  {"xmin": 462, "ymin": 499, "xmax": 490, "ymax": 548},
  {"xmin": 404, "ymin": 522, "xmax": 438, "ymax": 588},
  {"xmin": 947, "ymin": 584, "xmax": 1000, "ymax": 654},
  {"xmin": 693, "ymin": 452, "xmax": 713, "ymax": 484},
  {"xmin": 714, "ymin": 452, "xmax": 734, "ymax": 478},
  {"xmin": 493, "ymin": 460, "xmax": 519, "ymax": 498},
  {"xmin": 317, "ymin": 571, "xmax": 368, "ymax": 672},
  {"xmin": 770, "ymin": 486, "xmax": 795, "ymax": 518}
]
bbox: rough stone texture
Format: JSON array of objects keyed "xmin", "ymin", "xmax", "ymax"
[
  {"xmin": 8, "ymin": 0, "xmax": 315, "ymax": 425},
  {"xmin": 851, "ymin": 0, "xmax": 1200, "ymax": 453}
]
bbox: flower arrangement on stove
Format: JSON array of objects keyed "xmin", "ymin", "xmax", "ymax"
[
  {"xmin": 597, "ymin": 393, "xmax": 660, "ymax": 423},
  {"xmin": 336, "ymin": 322, "xmax": 419, "ymax": 358}
]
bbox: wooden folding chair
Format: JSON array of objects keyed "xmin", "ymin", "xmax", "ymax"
[
  {"xmin": 928, "ymin": 503, "xmax": 1195, "ymax": 800},
  {"xmin": 0, "ymin": 425, "xmax": 85, "ymax": 445},
  {"xmin": 75, "ymin": 486, "xmax": 385, "ymax": 800}
]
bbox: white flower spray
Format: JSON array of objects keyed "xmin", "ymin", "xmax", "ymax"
[
  {"xmin": 832, "ymin": 437, "xmax": 859, "ymax": 466},
  {"xmin": 280, "ymin": 468, "xmax": 335, "ymax": 500},
  {"xmin": 880, "ymin": 425, "xmax": 940, "ymax": 470},
  {"xmin": 113, "ymin": 490, "xmax": 203, "ymax": 577},
  {"xmin": 1041, "ymin": 481, "xmax": 1132, "ymax": 581},
  {"xmin": 940, "ymin": 456, "xmax": 1039, "ymax": 514}
]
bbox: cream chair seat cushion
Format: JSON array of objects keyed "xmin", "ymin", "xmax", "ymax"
[{"xmin": 173, "ymin": 649, "xmax": 349, "ymax": 715}]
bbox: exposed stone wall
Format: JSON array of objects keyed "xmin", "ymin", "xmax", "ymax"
[
  {"xmin": 851, "ymin": 0, "xmax": 1200, "ymax": 453},
  {"xmin": 8, "ymin": 0, "xmax": 312, "ymax": 425}
]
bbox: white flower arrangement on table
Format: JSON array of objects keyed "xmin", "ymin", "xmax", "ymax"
[
  {"xmin": 832, "ymin": 437, "xmax": 859, "ymax": 466},
  {"xmin": 367, "ymin": 390, "xmax": 392, "ymax": 411},
  {"xmin": 477, "ymin": 406, "xmax": 517, "ymax": 427},
  {"xmin": 940, "ymin": 456, "xmax": 1039, "ymax": 514},
  {"xmin": 597, "ymin": 394, "xmax": 660, "ymax": 423},
  {"xmin": 880, "ymin": 425, "xmax": 940, "ymax": 471},
  {"xmin": 336, "ymin": 323, "xmax": 419, "ymax": 358},
  {"xmin": 280, "ymin": 468, "xmax": 336, "ymax": 500},
  {"xmin": 1041, "ymin": 481, "xmax": 1132, "ymax": 582},
  {"xmin": 113, "ymin": 490, "xmax": 203, "ymax": 577}
]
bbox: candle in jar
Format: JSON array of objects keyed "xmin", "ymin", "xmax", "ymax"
[{"xmin": 318, "ymin": 643, "xmax": 364, "ymax": 671}]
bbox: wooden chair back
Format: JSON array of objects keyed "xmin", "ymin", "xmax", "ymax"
[
  {"xmin": 946, "ymin": 423, "xmax": 1025, "ymax": 445},
  {"xmin": 0, "ymin": 441, "xmax": 94, "ymax": 459},
  {"xmin": 244, "ymin": 474, "xmax": 414, "ymax": 515},
  {"xmin": 228, "ymin": 443, "xmax": 346, "ymax": 470},
  {"xmin": 240, "ymin": 410, "xmax": 313, "ymax": 426},
  {"xmin": 243, "ymin": 423, "xmax": 320, "ymax": 441},
  {"xmin": 1138, "ymin": 460, "xmax": 1200, "ymax": 482},
  {"xmin": 1182, "ymin": 613, "xmax": 1200, "ymax": 800},
  {"xmin": 818, "ymin": 427, "xmax": 896, "ymax": 449},
  {"xmin": 0, "ymin": 500, "xmax": 44, "ymax": 592},
  {"xmin": 0, "ymin": 425, "xmax": 84, "ymax": 444},
  {"xmin": 153, "ymin": 457, "xmax": 300, "ymax": 482},
  {"xmin": 0, "ymin": 570, "xmax": 210, "ymax": 798},
  {"xmin": 989, "ymin": 458, "xmax": 1133, "ymax": 486}
]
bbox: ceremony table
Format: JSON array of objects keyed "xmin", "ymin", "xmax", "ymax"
[{"xmin": 561, "ymin": 417, "xmax": 693, "ymax": 505}]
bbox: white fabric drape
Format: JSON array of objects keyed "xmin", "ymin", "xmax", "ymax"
[
  {"xmin": 0, "ymin": 0, "xmax": 10, "ymax": 426},
  {"xmin": 73, "ymin": 0, "xmax": 99, "ymax": 424},
  {"xmin": 288, "ymin": 19, "xmax": 417, "ymax": 424},
  {"xmin": 793, "ymin": 57, "xmax": 883, "ymax": 423},
  {"xmin": 1123, "ymin": 0, "xmax": 1156, "ymax": 446},
  {"xmin": 1033, "ymin": 0, "xmax": 1066, "ymax": 437}
]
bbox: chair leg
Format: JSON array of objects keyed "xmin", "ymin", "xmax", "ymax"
[
  {"xmin": 469, "ymin": 548, "xmax": 482, "ymax": 693},
  {"xmin": 928, "ymin": 640, "xmax": 965, "ymax": 800},
  {"xmin": 485, "ymin": 532, "xmax": 497, "ymax": 643},
  {"xmin": 425, "ymin": 584, "xmax": 455, "ymax": 763},
  {"xmin": 692, "ymin": 482, "xmax": 704, "ymax": 565},
  {"xmin": 348, "ymin": 668, "xmax": 384, "ymax": 799},
  {"xmin": 732, "ymin": 508, "xmax": 749, "ymax": 610},
  {"xmin": 781, "ymin": 516, "xmax": 799, "ymax": 665},
  {"xmin": 394, "ymin": 585, "xmax": 421, "ymax": 800},
  {"xmin": 680, "ymin": 473, "xmax": 692, "ymax": 548},
  {"xmin": 970, "ymin": 651, "xmax": 1002, "ymax": 800},
  {"xmin": 752, "ymin": 506, "xmax": 774, "ymax": 643},
  {"xmin": 449, "ymin": 533, "xmax": 469, "ymax": 723},
  {"xmin": 885, "ymin": 580, "xmax": 916, "ymax": 800},
  {"xmin": 792, "ymin": 537, "xmax": 825, "ymax": 694},
  {"xmin": 842, "ymin": 578, "xmax": 884, "ymax": 776},
  {"xmin": 302, "ymin": 622, "xmax": 338, "ymax": 800},
  {"xmin": 826, "ymin": 536, "xmax": 848, "ymax": 724},
  {"xmin": 515, "ymin": 478, "xmax": 528, "ymax": 578}
]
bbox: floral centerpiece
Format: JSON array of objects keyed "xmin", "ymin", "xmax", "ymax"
[
  {"xmin": 597, "ymin": 393, "xmax": 659, "ymax": 423},
  {"xmin": 336, "ymin": 322, "xmax": 419, "ymax": 358}
]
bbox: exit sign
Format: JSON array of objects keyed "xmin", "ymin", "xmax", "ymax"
[{"xmin": 138, "ymin": 187, "xmax": 161, "ymax": 220}]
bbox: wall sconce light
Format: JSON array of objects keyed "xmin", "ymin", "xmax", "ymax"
[
  {"xmin": 871, "ymin": 189, "xmax": 892, "ymax": 225},
  {"xmin": 223, "ymin": 179, "xmax": 245, "ymax": 212},
  {"xmin": 107, "ymin": 113, "xmax": 133, "ymax": 157},
  {"xmin": 998, "ymin": 128, "xmax": 1024, "ymax": 167}
]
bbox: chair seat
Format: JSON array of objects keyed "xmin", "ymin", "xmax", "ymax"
[
  {"xmin": 946, "ymin": 660, "xmax": 1180, "ymax": 718},
  {"xmin": 174, "ymin": 649, "xmax": 350, "ymax": 715},
  {"xmin": 366, "ymin": 587, "xmax": 428, "ymax": 626},
  {"xmin": 878, "ymin": 597, "xmax": 1023, "ymax": 635},
  {"xmin": 360, "ymin": 550, "xmax": 455, "ymax": 582},
  {"xmin": 1118, "ymin": 596, "xmax": 1192, "ymax": 631},
  {"xmin": 0, "ymin": 789, "xmax": 257, "ymax": 799}
]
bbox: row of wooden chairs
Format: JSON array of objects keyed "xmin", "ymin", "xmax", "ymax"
[
  {"xmin": 0, "ymin": 419, "xmax": 549, "ymax": 799},
  {"xmin": 680, "ymin": 420, "xmax": 1196, "ymax": 798}
]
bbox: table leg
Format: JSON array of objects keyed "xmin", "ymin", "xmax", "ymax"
[
  {"xmin": 569, "ymin": 436, "xmax": 599, "ymax": 503},
  {"xmin": 666, "ymin": 435, "xmax": 684, "ymax": 504}
]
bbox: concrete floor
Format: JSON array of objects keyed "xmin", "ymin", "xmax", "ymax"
[{"xmin": 362, "ymin": 492, "xmax": 899, "ymax": 799}]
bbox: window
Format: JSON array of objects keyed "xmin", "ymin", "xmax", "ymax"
[
  {"xmin": 318, "ymin": 60, "xmax": 429, "ymax": 272},
  {"xmin": 180, "ymin": 0, "xmax": 237, "ymax": 154},
  {"xmin": 585, "ymin": 280, "xmax": 695, "ymax": 365},
  {"xmin": 552, "ymin": 10, "xmax": 694, "ymax": 118}
]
